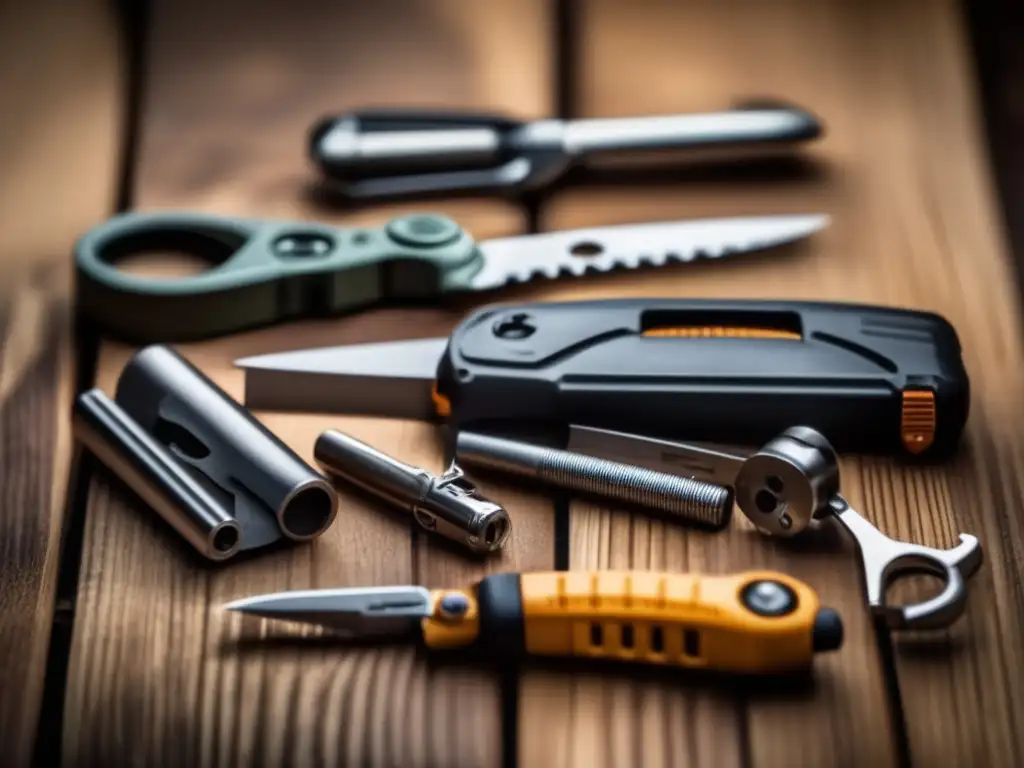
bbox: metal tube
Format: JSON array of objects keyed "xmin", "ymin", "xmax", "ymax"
[
  {"xmin": 456, "ymin": 431, "xmax": 734, "ymax": 529},
  {"xmin": 562, "ymin": 109, "xmax": 819, "ymax": 156},
  {"xmin": 315, "ymin": 117, "xmax": 502, "ymax": 177},
  {"xmin": 114, "ymin": 345, "xmax": 338, "ymax": 541},
  {"xmin": 315, "ymin": 429, "xmax": 511, "ymax": 555},
  {"xmin": 73, "ymin": 388, "xmax": 242, "ymax": 560}
]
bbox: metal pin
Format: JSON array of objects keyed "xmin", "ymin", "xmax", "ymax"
[
  {"xmin": 314, "ymin": 429, "xmax": 511, "ymax": 555},
  {"xmin": 455, "ymin": 431, "xmax": 733, "ymax": 529}
]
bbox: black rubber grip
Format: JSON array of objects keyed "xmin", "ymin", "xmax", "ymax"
[
  {"xmin": 475, "ymin": 572, "xmax": 525, "ymax": 659},
  {"xmin": 436, "ymin": 298, "xmax": 971, "ymax": 458}
]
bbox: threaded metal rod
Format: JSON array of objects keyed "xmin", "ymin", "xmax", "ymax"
[{"xmin": 455, "ymin": 431, "xmax": 733, "ymax": 529}]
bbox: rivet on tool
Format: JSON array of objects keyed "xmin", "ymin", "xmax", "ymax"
[
  {"xmin": 741, "ymin": 580, "xmax": 798, "ymax": 617},
  {"xmin": 439, "ymin": 593, "xmax": 470, "ymax": 619},
  {"xmin": 273, "ymin": 233, "xmax": 333, "ymax": 257}
]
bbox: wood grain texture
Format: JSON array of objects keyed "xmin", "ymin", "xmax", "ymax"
[
  {"xmin": 521, "ymin": 1, "xmax": 1024, "ymax": 766},
  {"xmin": 60, "ymin": 2, "xmax": 554, "ymax": 767},
  {"xmin": 0, "ymin": 1, "xmax": 123, "ymax": 765}
]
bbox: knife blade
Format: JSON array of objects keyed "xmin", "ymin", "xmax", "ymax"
[
  {"xmin": 74, "ymin": 211, "xmax": 827, "ymax": 342},
  {"xmin": 236, "ymin": 297, "xmax": 971, "ymax": 458}
]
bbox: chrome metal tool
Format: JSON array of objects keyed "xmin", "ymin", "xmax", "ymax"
[
  {"xmin": 308, "ymin": 101, "xmax": 822, "ymax": 201},
  {"xmin": 314, "ymin": 429, "xmax": 511, "ymax": 555},
  {"xmin": 74, "ymin": 211, "xmax": 827, "ymax": 343},
  {"xmin": 565, "ymin": 424, "xmax": 983, "ymax": 630},
  {"xmin": 73, "ymin": 345, "xmax": 339, "ymax": 561}
]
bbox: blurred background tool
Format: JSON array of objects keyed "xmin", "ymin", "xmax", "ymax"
[
  {"xmin": 314, "ymin": 429, "xmax": 511, "ymax": 555},
  {"xmin": 567, "ymin": 424, "xmax": 984, "ymax": 630},
  {"xmin": 75, "ymin": 210, "xmax": 826, "ymax": 342},
  {"xmin": 237, "ymin": 297, "xmax": 970, "ymax": 458},
  {"xmin": 454, "ymin": 431, "xmax": 733, "ymax": 529},
  {"xmin": 308, "ymin": 101, "xmax": 822, "ymax": 201},
  {"xmin": 224, "ymin": 569, "xmax": 844, "ymax": 675}
]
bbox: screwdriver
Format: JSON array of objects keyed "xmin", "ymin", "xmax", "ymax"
[{"xmin": 224, "ymin": 570, "xmax": 844, "ymax": 675}]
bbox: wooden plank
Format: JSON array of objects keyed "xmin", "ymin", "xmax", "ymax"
[
  {"xmin": 0, "ymin": 1, "xmax": 124, "ymax": 765},
  {"xmin": 60, "ymin": 2, "xmax": 554, "ymax": 766},
  {"xmin": 524, "ymin": 0, "xmax": 1024, "ymax": 765}
]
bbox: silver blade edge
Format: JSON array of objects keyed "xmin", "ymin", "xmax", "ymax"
[
  {"xmin": 224, "ymin": 585, "xmax": 432, "ymax": 637},
  {"xmin": 470, "ymin": 213, "xmax": 829, "ymax": 291},
  {"xmin": 236, "ymin": 337, "xmax": 447, "ymax": 418}
]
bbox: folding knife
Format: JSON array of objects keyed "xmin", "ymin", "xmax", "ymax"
[
  {"xmin": 226, "ymin": 569, "xmax": 844, "ymax": 675},
  {"xmin": 236, "ymin": 297, "xmax": 970, "ymax": 458},
  {"xmin": 74, "ymin": 210, "xmax": 827, "ymax": 342}
]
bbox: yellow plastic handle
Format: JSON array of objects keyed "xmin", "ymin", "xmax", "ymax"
[
  {"xmin": 521, "ymin": 570, "xmax": 827, "ymax": 674},
  {"xmin": 421, "ymin": 570, "xmax": 838, "ymax": 675}
]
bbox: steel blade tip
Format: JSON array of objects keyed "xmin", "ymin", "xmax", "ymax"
[
  {"xmin": 223, "ymin": 592, "xmax": 295, "ymax": 614},
  {"xmin": 781, "ymin": 212, "xmax": 830, "ymax": 235}
]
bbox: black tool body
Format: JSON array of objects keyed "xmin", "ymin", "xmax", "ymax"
[{"xmin": 433, "ymin": 299, "xmax": 969, "ymax": 458}]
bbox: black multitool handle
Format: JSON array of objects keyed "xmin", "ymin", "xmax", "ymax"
[{"xmin": 433, "ymin": 298, "xmax": 970, "ymax": 458}]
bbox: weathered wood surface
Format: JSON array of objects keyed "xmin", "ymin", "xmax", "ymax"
[
  {"xmin": 61, "ymin": 2, "xmax": 556, "ymax": 767},
  {"xmin": 31, "ymin": 0, "xmax": 1024, "ymax": 766},
  {"xmin": 0, "ymin": 2, "xmax": 123, "ymax": 765},
  {"xmin": 523, "ymin": 2, "xmax": 1024, "ymax": 766}
]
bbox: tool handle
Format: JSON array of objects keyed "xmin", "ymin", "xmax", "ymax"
[
  {"xmin": 74, "ymin": 211, "xmax": 484, "ymax": 342},
  {"xmin": 436, "ymin": 298, "xmax": 970, "ymax": 458},
  {"xmin": 310, "ymin": 109, "xmax": 513, "ymax": 179},
  {"xmin": 564, "ymin": 104, "xmax": 821, "ymax": 156},
  {"xmin": 421, "ymin": 571, "xmax": 843, "ymax": 675}
]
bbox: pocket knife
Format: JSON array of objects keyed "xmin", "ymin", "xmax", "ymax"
[{"xmin": 225, "ymin": 569, "xmax": 844, "ymax": 676}]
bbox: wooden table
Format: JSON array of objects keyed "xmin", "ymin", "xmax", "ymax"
[{"xmin": 3, "ymin": 1, "xmax": 1024, "ymax": 766}]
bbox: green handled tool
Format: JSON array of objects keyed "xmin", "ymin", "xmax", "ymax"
[{"xmin": 74, "ymin": 210, "xmax": 827, "ymax": 342}]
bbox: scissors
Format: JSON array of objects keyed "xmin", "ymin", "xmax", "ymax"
[
  {"xmin": 563, "ymin": 424, "xmax": 984, "ymax": 630},
  {"xmin": 72, "ymin": 209, "xmax": 827, "ymax": 343}
]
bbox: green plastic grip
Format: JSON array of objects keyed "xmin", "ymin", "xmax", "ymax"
[{"xmin": 74, "ymin": 211, "xmax": 485, "ymax": 342}]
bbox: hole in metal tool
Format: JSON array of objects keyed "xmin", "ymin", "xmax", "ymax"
[
  {"xmin": 153, "ymin": 418, "xmax": 211, "ymax": 459},
  {"xmin": 212, "ymin": 524, "xmax": 240, "ymax": 553},
  {"xmin": 484, "ymin": 517, "xmax": 510, "ymax": 548},
  {"xmin": 755, "ymin": 489, "xmax": 779, "ymax": 515},
  {"xmin": 280, "ymin": 485, "xmax": 335, "ymax": 538},
  {"xmin": 569, "ymin": 241, "xmax": 604, "ymax": 257}
]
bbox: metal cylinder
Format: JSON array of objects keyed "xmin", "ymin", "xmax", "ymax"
[
  {"xmin": 114, "ymin": 345, "xmax": 338, "ymax": 541},
  {"xmin": 312, "ymin": 116, "xmax": 502, "ymax": 178},
  {"xmin": 73, "ymin": 388, "xmax": 242, "ymax": 560},
  {"xmin": 315, "ymin": 429, "xmax": 511, "ymax": 555},
  {"xmin": 733, "ymin": 426, "xmax": 840, "ymax": 537},
  {"xmin": 563, "ymin": 109, "xmax": 818, "ymax": 156},
  {"xmin": 455, "ymin": 432, "xmax": 733, "ymax": 529}
]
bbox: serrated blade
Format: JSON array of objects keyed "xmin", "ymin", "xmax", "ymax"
[
  {"xmin": 236, "ymin": 337, "xmax": 446, "ymax": 417},
  {"xmin": 469, "ymin": 213, "xmax": 828, "ymax": 290}
]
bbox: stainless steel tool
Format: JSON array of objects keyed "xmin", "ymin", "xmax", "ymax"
[
  {"xmin": 315, "ymin": 429, "xmax": 511, "ymax": 555},
  {"xmin": 73, "ymin": 345, "xmax": 339, "ymax": 561},
  {"xmin": 76, "ymin": 211, "xmax": 828, "ymax": 343},
  {"xmin": 565, "ymin": 424, "xmax": 982, "ymax": 630},
  {"xmin": 455, "ymin": 431, "xmax": 733, "ymax": 529},
  {"xmin": 308, "ymin": 102, "xmax": 822, "ymax": 201}
]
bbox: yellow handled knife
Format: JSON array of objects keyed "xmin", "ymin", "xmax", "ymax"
[{"xmin": 224, "ymin": 570, "xmax": 843, "ymax": 676}]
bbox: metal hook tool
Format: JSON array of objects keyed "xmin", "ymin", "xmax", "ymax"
[{"xmin": 566, "ymin": 425, "xmax": 983, "ymax": 630}]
